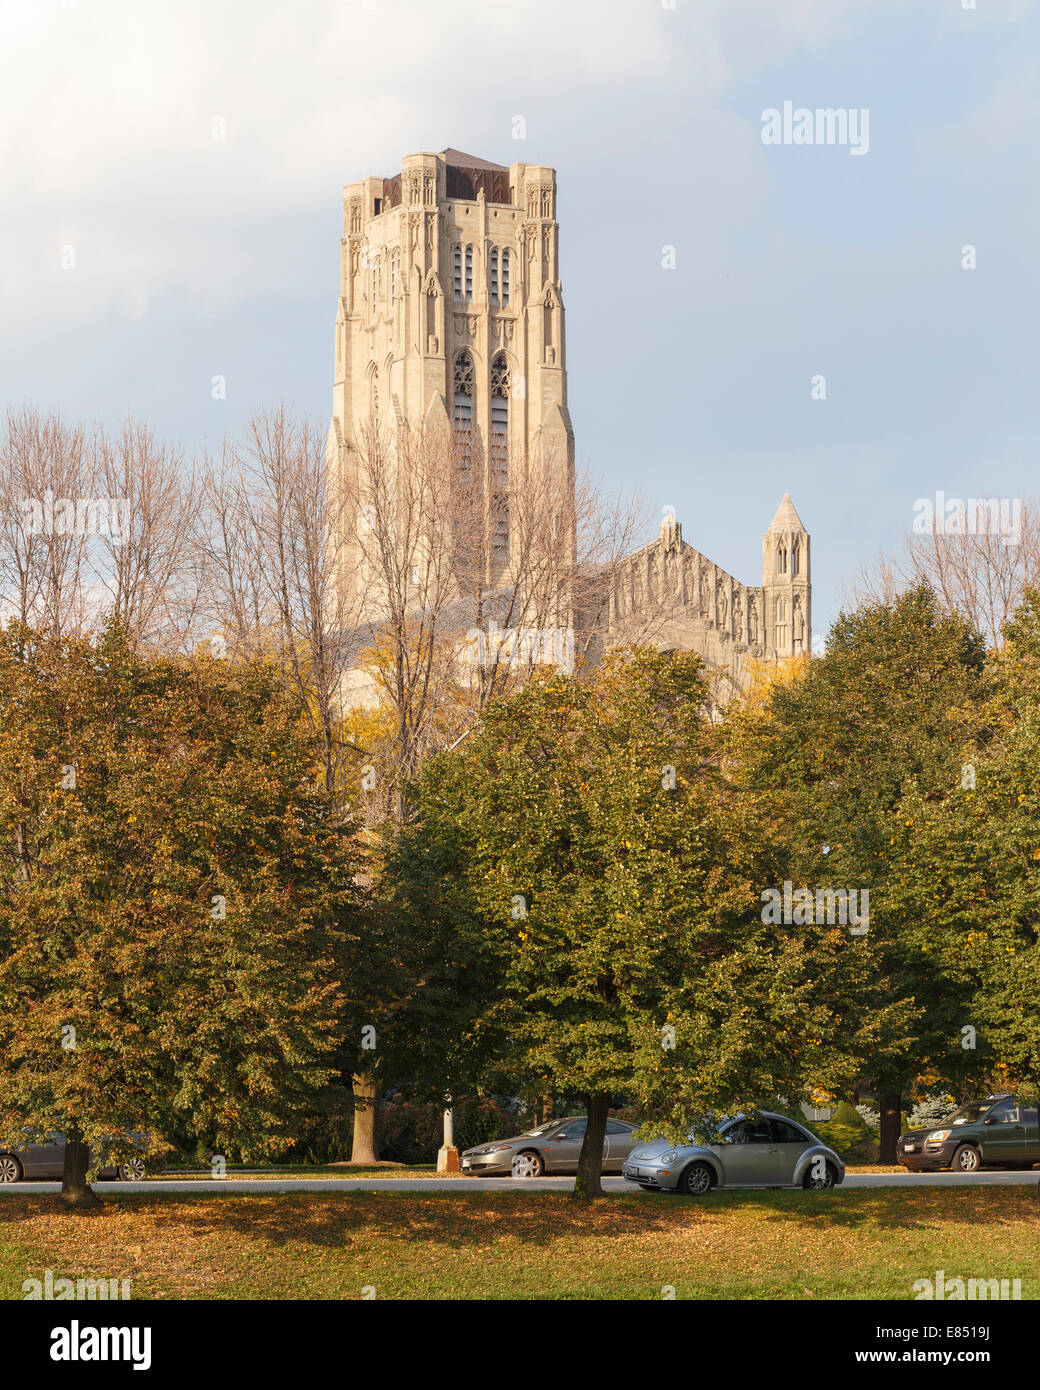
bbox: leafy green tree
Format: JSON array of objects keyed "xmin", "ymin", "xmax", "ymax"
[
  {"xmin": 0, "ymin": 621, "xmax": 360, "ymax": 1204},
  {"xmin": 391, "ymin": 648, "xmax": 883, "ymax": 1195},
  {"xmin": 885, "ymin": 592, "xmax": 1040, "ymax": 1101},
  {"xmin": 726, "ymin": 585, "xmax": 990, "ymax": 1158}
]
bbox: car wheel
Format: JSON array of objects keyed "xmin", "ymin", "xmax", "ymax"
[
  {"xmin": 678, "ymin": 1162, "xmax": 714, "ymax": 1196},
  {"xmin": 0, "ymin": 1154, "xmax": 22, "ymax": 1183},
  {"xmin": 802, "ymin": 1161, "xmax": 837, "ymax": 1190},
  {"xmin": 952, "ymin": 1145, "xmax": 981, "ymax": 1174},
  {"xmin": 117, "ymin": 1158, "xmax": 146, "ymax": 1182},
  {"xmin": 511, "ymin": 1151, "xmax": 544, "ymax": 1179}
]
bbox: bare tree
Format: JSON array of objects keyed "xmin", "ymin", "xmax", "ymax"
[
  {"xmin": 848, "ymin": 501, "xmax": 1040, "ymax": 646},
  {"xmin": 196, "ymin": 407, "xmax": 361, "ymax": 793},
  {"xmin": 92, "ymin": 417, "xmax": 203, "ymax": 650},
  {"xmin": 0, "ymin": 406, "xmax": 93, "ymax": 637}
]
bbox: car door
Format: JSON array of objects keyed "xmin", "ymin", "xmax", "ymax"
[
  {"xmin": 605, "ymin": 1121, "xmax": 635, "ymax": 1171},
  {"xmin": 772, "ymin": 1118, "xmax": 813, "ymax": 1184},
  {"xmin": 980, "ymin": 1099, "xmax": 1029, "ymax": 1164},
  {"xmin": 715, "ymin": 1118, "xmax": 780, "ymax": 1185},
  {"xmin": 546, "ymin": 1120, "xmax": 587, "ymax": 1172},
  {"xmin": 18, "ymin": 1133, "xmax": 64, "ymax": 1178},
  {"xmin": 1021, "ymin": 1105, "xmax": 1040, "ymax": 1165}
]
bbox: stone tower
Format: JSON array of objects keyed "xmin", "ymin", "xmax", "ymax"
[
  {"xmin": 762, "ymin": 493, "xmax": 811, "ymax": 659},
  {"xmin": 328, "ymin": 148, "xmax": 575, "ymax": 613}
]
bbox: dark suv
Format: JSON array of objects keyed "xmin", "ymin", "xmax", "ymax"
[{"xmin": 897, "ymin": 1094, "xmax": 1040, "ymax": 1173}]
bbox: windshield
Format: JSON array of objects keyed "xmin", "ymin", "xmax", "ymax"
[
  {"xmin": 946, "ymin": 1103, "xmax": 993, "ymax": 1127},
  {"xmin": 522, "ymin": 1120, "xmax": 565, "ymax": 1137}
]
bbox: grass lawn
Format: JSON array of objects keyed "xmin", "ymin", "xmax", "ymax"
[
  {"xmin": 0, "ymin": 1187, "xmax": 1037, "ymax": 1300},
  {"xmin": 155, "ymin": 1164, "xmax": 455, "ymax": 1180}
]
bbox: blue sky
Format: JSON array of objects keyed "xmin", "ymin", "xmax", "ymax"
[{"xmin": 1, "ymin": 0, "xmax": 1036, "ymax": 640}]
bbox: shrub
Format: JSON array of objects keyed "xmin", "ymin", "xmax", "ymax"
[
  {"xmin": 815, "ymin": 1100, "xmax": 879, "ymax": 1163},
  {"xmin": 907, "ymin": 1094, "xmax": 957, "ymax": 1130}
]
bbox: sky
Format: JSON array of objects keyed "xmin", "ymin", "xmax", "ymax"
[{"xmin": 1, "ymin": 0, "xmax": 1037, "ymax": 641}]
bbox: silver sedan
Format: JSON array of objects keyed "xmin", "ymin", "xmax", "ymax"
[
  {"xmin": 623, "ymin": 1112, "xmax": 845, "ymax": 1195},
  {"xmin": 462, "ymin": 1116, "xmax": 638, "ymax": 1178}
]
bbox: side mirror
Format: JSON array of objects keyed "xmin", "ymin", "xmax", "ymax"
[{"xmin": 983, "ymin": 1116, "xmax": 996, "ymax": 1125}]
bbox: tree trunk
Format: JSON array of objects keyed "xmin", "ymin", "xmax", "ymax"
[
  {"xmin": 573, "ymin": 1093, "xmax": 610, "ymax": 1199},
  {"xmin": 539, "ymin": 1092, "xmax": 554, "ymax": 1126},
  {"xmin": 349, "ymin": 1068, "xmax": 380, "ymax": 1164},
  {"xmin": 879, "ymin": 1090, "xmax": 901, "ymax": 1164},
  {"xmin": 60, "ymin": 1125, "xmax": 101, "ymax": 1208}
]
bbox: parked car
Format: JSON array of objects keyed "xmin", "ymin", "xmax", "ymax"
[
  {"xmin": 461, "ymin": 1116, "xmax": 637, "ymax": 1177},
  {"xmin": 622, "ymin": 1111, "xmax": 845, "ymax": 1195},
  {"xmin": 897, "ymin": 1094, "xmax": 1040, "ymax": 1173},
  {"xmin": 0, "ymin": 1132, "xmax": 148, "ymax": 1183}
]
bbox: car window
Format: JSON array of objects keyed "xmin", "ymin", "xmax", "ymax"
[
  {"xmin": 772, "ymin": 1120, "xmax": 809, "ymax": 1143},
  {"xmin": 559, "ymin": 1121, "xmax": 586, "ymax": 1139},
  {"xmin": 986, "ymin": 1100, "xmax": 1021, "ymax": 1124},
  {"xmin": 722, "ymin": 1119, "xmax": 771, "ymax": 1144},
  {"xmin": 605, "ymin": 1121, "xmax": 629, "ymax": 1135},
  {"xmin": 948, "ymin": 1104, "xmax": 990, "ymax": 1126}
]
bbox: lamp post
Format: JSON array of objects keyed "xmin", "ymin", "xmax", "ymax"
[{"xmin": 437, "ymin": 1092, "xmax": 460, "ymax": 1173}]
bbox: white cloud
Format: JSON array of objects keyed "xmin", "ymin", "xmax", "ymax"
[{"xmin": 0, "ymin": 0, "xmax": 902, "ymax": 326}]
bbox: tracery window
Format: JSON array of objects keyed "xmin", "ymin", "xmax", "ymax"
[{"xmin": 490, "ymin": 354, "xmax": 509, "ymax": 485}]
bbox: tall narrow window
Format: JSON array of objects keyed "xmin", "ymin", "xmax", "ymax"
[
  {"xmin": 453, "ymin": 245, "xmax": 463, "ymax": 301},
  {"xmin": 492, "ymin": 508, "xmax": 510, "ymax": 562},
  {"xmin": 776, "ymin": 597, "xmax": 788, "ymax": 649},
  {"xmin": 490, "ymin": 249, "xmax": 499, "ymax": 305},
  {"xmin": 390, "ymin": 251, "xmax": 399, "ymax": 307},
  {"xmin": 464, "ymin": 245, "xmax": 473, "ymax": 301},
  {"xmin": 453, "ymin": 350, "xmax": 474, "ymax": 468},
  {"xmin": 791, "ymin": 541, "xmax": 800, "ymax": 577},
  {"xmin": 501, "ymin": 249, "xmax": 511, "ymax": 307},
  {"xmin": 490, "ymin": 354, "xmax": 509, "ymax": 486},
  {"xmin": 776, "ymin": 544, "xmax": 787, "ymax": 575}
]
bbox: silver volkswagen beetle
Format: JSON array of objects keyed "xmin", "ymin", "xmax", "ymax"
[
  {"xmin": 462, "ymin": 1115, "xmax": 638, "ymax": 1177},
  {"xmin": 623, "ymin": 1111, "xmax": 845, "ymax": 1195}
]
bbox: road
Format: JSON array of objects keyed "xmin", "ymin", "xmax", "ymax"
[{"xmin": 2, "ymin": 1171, "xmax": 1038, "ymax": 1195}]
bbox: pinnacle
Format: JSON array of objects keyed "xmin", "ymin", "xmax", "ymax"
[{"xmin": 769, "ymin": 493, "xmax": 806, "ymax": 532}]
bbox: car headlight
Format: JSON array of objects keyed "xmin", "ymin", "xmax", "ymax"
[
  {"xmin": 658, "ymin": 1150, "xmax": 679, "ymax": 1165},
  {"xmin": 926, "ymin": 1129, "xmax": 951, "ymax": 1143},
  {"xmin": 487, "ymin": 1143, "xmax": 514, "ymax": 1153}
]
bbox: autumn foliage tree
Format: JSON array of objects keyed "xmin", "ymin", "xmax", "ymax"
[{"xmin": 0, "ymin": 620, "xmax": 360, "ymax": 1205}]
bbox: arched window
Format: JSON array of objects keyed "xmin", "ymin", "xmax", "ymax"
[
  {"xmin": 775, "ymin": 597, "xmax": 788, "ymax": 649},
  {"xmin": 453, "ymin": 245, "xmax": 463, "ymax": 301},
  {"xmin": 776, "ymin": 543, "xmax": 787, "ymax": 575},
  {"xmin": 490, "ymin": 354, "xmax": 509, "ymax": 485},
  {"xmin": 464, "ymin": 245, "xmax": 474, "ymax": 301},
  {"xmin": 791, "ymin": 540, "xmax": 800, "ymax": 577},
  {"xmin": 453, "ymin": 350, "xmax": 474, "ymax": 467},
  {"xmin": 500, "ymin": 249, "xmax": 511, "ymax": 307},
  {"xmin": 490, "ymin": 249, "xmax": 499, "ymax": 305}
]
